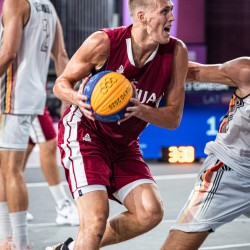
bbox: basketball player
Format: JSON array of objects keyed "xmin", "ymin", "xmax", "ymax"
[
  {"xmin": 47, "ymin": 0, "xmax": 188, "ymax": 249},
  {"xmin": 24, "ymin": 106, "xmax": 79, "ymax": 226},
  {"xmin": 0, "ymin": 0, "xmax": 68, "ymax": 249},
  {"xmin": 161, "ymin": 57, "xmax": 250, "ymax": 250}
]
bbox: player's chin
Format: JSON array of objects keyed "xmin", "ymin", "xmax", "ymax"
[
  {"xmin": 158, "ymin": 34, "xmax": 170, "ymax": 44},
  {"xmin": 158, "ymin": 37, "xmax": 170, "ymax": 44}
]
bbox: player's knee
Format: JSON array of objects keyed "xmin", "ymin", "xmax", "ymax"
[
  {"xmin": 6, "ymin": 167, "xmax": 22, "ymax": 179},
  {"xmin": 138, "ymin": 200, "xmax": 164, "ymax": 227},
  {"xmin": 81, "ymin": 212, "xmax": 108, "ymax": 234},
  {"xmin": 149, "ymin": 200, "xmax": 164, "ymax": 225},
  {"xmin": 42, "ymin": 140, "xmax": 57, "ymax": 155}
]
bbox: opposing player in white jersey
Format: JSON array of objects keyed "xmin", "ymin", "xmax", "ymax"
[
  {"xmin": 161, "ymin": 57, "xmax": 250, "ymax": 250},
  {"xmin": 0, "ymin": 0, "xmax": 68, "ymax": 249}
]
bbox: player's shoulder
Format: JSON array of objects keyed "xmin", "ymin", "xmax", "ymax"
[
  {"xmin": 222, "ymin": 57, "xmax": 250, "ymax": 75},
  {"xmin": 237, "ymin": 57, "xmax": 250, "ymax": 79},
  {"xmin": 2, "ymin": 0, "xmax": 29, "ymax": 14},
  {"xmin": 175, "ymin": 38, "xmax": 188, "ymax": 51},
  {"xmin": 159, "ymin": 37, "xmax": 187, "ymax": 56},
  {"xmin": 2, "ymin": 0, "xmax": 30, "ymax": 25},
  {"xmin": 226, "ymin": 57, "xmax": 250, "ymax": 67},
  {"xmin": 167, "ymin": 36, "xmax": 188, "ymax": 55},
  {"xmin": 85, "ymin": 31, "xmax": 110, "ymax": 53},
  {"xmin": 90, "ymin": 30, "xmax": 110, "ymax": 42},
  {"xmin": 80, "ymin": 31, "xmax": 110, "ymax": 65},
  {"xmin": 172, "ymin": 38, "xmax": 188, "ymax": 59},
  {"xmin": 237, "ymin": 57, "xmax": 250, "ymax": 75},
  {"xmin": 101, "ymin": 25, "xmax": 131, "ymax": 42},
  {"xmin": 237, "ymin": 57, "xmax": 250, "ymax": 86}
]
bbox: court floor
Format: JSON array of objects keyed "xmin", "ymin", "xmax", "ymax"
[{"xmin": 25, "ymin": 156, "xmax": 250, "ymax": 250}]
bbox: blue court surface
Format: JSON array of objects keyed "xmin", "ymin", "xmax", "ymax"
[{"xmin": 25, "ymin": 152, "xmax": 250, "ymax": 250}]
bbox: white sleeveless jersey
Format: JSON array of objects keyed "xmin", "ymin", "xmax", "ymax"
[
  {"xmin": 205, "ymin": 92, "xmax": 250, "ymax": 177},
  {"xmin": 0, "ymin": 0, "xmax": 57, "ymax": 115}
]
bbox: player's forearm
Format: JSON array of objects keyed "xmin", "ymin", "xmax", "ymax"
[
  {"xmin": 138, "ymin": 104, "xmax": 183, "ymax": 130},
  {"xmin": 53, "ymin": 77, "xmax": 78, "ymax": 105},
  {"xmin": 54, "ymin": 52, "xmax": 69, "ymax": 77},
  {"xmin": 0, "ymin": 51, "xmax": 16, "ymax": 76}
]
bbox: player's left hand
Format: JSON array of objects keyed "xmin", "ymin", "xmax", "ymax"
[{"xmin": 117, "ymin": 83, "xmax": 145, "ymax": 124}]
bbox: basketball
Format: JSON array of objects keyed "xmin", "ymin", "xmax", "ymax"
[{"xmin": 83, "ymin": 70, "xmax": 134, "ymax": 122}]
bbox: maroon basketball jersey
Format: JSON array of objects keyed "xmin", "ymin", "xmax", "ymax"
[{"xmin": 83, "ymin": 25, "xmax": 177, "ymax": 145}]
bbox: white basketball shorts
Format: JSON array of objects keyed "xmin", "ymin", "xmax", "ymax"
[
  {"xmin": 171, "ymin": 154, "xmax": 250, "ymax": 232},
  {"xmin": 0, "ymin": 114, "xmax": 35, "ymax": 150}
]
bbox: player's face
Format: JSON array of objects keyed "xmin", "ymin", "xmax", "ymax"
[{"xmin": 145, "ymin": 0, "xmax": 175, "ymax": 44}]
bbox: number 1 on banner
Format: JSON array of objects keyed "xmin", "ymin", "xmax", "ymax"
[{"xmin": 206, "ymin": 116, "xmax": 218, "ymax": 136}]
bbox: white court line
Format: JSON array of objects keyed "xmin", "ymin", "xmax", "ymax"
[
  {"xmin": 28, "ymin": 218, "xmax": 250, "ymax": 228},
  {"xmin": 154, "ymin": 173, "xmax": 197, "ymax": 180},
  {"xmin": 26, "ymin": 173, "xmax": 197, "ymax": 188},
  {"xmin": 27, "ymin": 174, "xmax": 250, "ymax": 249},
  {"xmin": 28, "ymin": 222, "xmax": 57, "ymax": 227},
  {"xmin": 25, "ymin": 174, "xmax": 250, "ymax": 222},
  {"xmin": 200, "ymin": 243, "xmax": 250, "ymax": 249},
  {"xmin": 162, "ymin": 218, "xmax": 250, "ymax": 223}
]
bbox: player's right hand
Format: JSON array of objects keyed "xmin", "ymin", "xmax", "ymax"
[{"xmin": 76, "ymin": 77, "xmax": 95, "ymax": 121}]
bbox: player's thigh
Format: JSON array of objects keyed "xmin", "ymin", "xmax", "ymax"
[
  {"xmin": 112, "ymin": 153, "xmax": 162, "ymax": 215},
  {"xmin": 111, "ymin": 153, "xmax": 158, "ymax": 204}
]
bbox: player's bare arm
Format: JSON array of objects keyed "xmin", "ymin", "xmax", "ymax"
[
  {"xmin": 53, "ymin": 31, "xmax": 110, "ymax": 119},
  {"xmin": 125, "ymin": 39, "xmax": 188, "ymax": 129},
  {"xmin": 50, "ymin": 17, "xmax": 69, "ymax": 77},
  {"xmin": 186, "ymin": 61, "xmax": 235, "ymax": 86},
  {"xmin": 186, "ymin": 57, "xmax": 250, "ymax": 97},
  {"xmin": 220, "ymin": 57, "xmax": 250, "ymax": 97},
  {"xmin": 0, "ymin": 0, "xmax": 29, "ymax": 76},
  {"xmin": 50, "ymin": 16, "xmax": 70, "ymax": 116}
]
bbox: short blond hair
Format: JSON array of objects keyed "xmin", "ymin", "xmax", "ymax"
[{"xmin": 128, "ymin": 0, "xmax": 156, "ymax": 18}]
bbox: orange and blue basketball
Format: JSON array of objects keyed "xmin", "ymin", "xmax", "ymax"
[{"xmin": 83, "ymin": 70, "xmax": 134, "ymax": 122}]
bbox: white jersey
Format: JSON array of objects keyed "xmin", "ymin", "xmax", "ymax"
[
  {"xmin": 0, "ymin": 0, "xmax": 57, "ymax": 115},
  {"xmin": 205, "ymin": 92, "xmax": 250, "ymax": 177}
]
